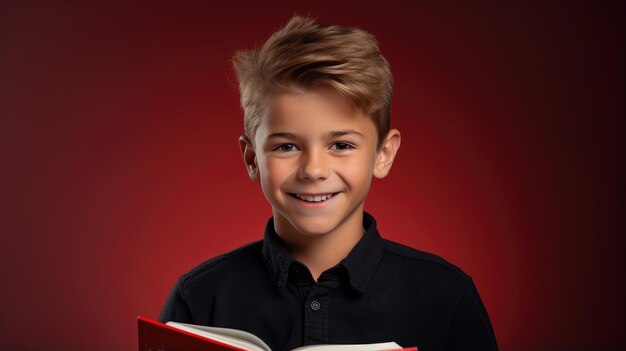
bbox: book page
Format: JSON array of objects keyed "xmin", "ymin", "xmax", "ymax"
[
  {"xmin": 166, "ymin": 321, "xmax": 271, "ymax": 351},
  {"xmin": 292, "ymin": 341, "xmax": 402, "ymax": 351}
]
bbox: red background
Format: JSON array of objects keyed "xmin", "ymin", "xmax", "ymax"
[{"xmin": 1, "ymin": 1, "xmax": 623, "ymax": 350}]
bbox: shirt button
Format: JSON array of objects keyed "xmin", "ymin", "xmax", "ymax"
[{"xmin": 310, "ymin": 300, "xmax": 321, "ymax": 311}]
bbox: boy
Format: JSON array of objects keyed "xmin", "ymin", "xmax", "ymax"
[{"xmin": 159, "ymin": 16, "xmax": 498, "ymax": 351}]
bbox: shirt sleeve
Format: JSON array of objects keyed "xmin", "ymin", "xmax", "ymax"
[
  {"xmin": 441, "ymin": 277, "xmax": 499, "ymax": 351},
  {"xmin": 158, "ymin": 276, "xmax": 194, "ymax": 324}
]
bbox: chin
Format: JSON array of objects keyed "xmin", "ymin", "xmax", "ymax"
[{"xmin": 289, "ymin": 217, "xmax": 337, "ymax": 237}]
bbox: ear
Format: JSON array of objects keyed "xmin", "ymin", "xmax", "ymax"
[
  {"xmin": 239, "ymin": 134, "xmax": 260, "ymax": 182},
  {"xmin": 373, "ymin": 129, "xmax": 401, "ymax": 179}
]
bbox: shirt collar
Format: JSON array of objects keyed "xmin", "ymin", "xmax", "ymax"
[{"xmin": 262, "ymin": 211, "xmax": 385, "ymax": 294}]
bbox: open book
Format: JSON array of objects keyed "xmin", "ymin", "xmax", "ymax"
[{"xmin": 138, "ymin": 316, "xmax": 417, "ymax": 351}]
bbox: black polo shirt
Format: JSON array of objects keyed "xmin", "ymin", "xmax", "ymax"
[{"xmin": 158, "ymin": 211, "xmax": 498, "ymax": 351}]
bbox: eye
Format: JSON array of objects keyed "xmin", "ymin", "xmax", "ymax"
[
  {"xmin": 274, "ymin": 143, "xmax": 299, "ymax": 152},
  {"xmin": 331, "ymin": 142, "xmax": 355, "ymax": 151}
]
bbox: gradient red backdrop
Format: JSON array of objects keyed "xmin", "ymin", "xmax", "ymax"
[{"xmin": 1, "ymin": 1, "xmax": 624, "ymax": 350}]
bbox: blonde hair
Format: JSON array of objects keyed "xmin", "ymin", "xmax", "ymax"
[{"xmin": 232, "ymin": 15, "xmax": 393, "ymax": 151}]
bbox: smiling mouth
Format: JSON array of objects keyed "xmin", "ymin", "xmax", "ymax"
[{"xmin": 287, "ymin": 192, "xmax": 339, "ymax": 203}]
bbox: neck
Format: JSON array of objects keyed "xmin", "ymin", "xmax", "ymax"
[{"xmin": 273, "ymin": 208, "xmax": 365, "ymax": 282}]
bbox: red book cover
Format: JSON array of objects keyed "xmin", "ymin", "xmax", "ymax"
[{"xmin": 138, "ymin": 315, "xmax": 247, "ymax": 351}]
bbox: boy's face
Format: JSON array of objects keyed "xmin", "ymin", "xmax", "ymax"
[{"xmin": 240, "ymin": 88, "xmax": 399, "ymax": 240}]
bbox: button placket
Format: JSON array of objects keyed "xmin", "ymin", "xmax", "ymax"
[{"xmin": 303, "ymin": 278, "xmax": 336, "ymax": 345}]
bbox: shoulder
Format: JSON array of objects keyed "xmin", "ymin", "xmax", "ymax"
[
  {"xmin": 179, "ymin": 240, "xmax": 264, "ymax": 289},
  {"xmin": 381, "ymin": 238, "xmax": 472, "ymax": 285}
]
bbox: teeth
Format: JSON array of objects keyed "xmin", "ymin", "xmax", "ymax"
[{"xmin": 295, "ymin": 193, "xmax": 333, "ymax": 202}]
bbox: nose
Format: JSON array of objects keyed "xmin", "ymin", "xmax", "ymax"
[{"xmin": 298, "ymin": 148, "xmax": 330, "ymax": 181}]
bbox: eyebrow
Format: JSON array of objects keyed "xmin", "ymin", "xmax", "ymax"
[{"xmin": 266, "ymin": 130, "xmax": 365, "ymax": 140}]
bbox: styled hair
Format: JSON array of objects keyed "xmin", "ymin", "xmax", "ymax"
[{"xmin": 232, "ymin": 15, "xmax": 393, "ymax": 151}]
